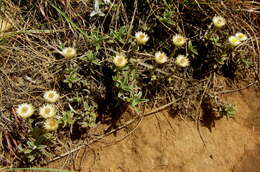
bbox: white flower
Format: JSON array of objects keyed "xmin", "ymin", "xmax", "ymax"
[
  {"xmin": 155, "ymin": 51, "xmax": 168, "ymax": 64},
  {"xmin": 39, "ymin": 104, "xmax": 57, "ymax": 119},
  {"xmin": 228, "ymin": 36, "xmax": 241, "ymax": 47},
  {"xmin": 61, "ymin": 47, "xmax": 77, "ymax": 59},
  {"xmin": 212, "ymin": 16, "xmax": 226, "ymax": 28},
  {"xmin": 44, "ymin": 118, "xmax": 59, "ymax": 131},
  {"xmin": 135, "ymin": 31, "xmax": 149, "ymax": 45},
  {"xmin": 113, "ymin": 53, "xmax": 128, "ymax": 68},
  {"xmin": 175, "ymin": 55, "xmax": 190, "ymax": 67},
  {"xmin": 172, "ymin": 34, "xmax": 187, "ymax": 47},
  {"xmin": 44, "ymin": 90, "xmax": 60, "ymax": 103},
  {"xmin": 16, "ymin": 103, "xmax": 35, "ymax": 119},
  {"xmin": 235, "ymin": 32, "xmax": 248, "ymax": 41}
]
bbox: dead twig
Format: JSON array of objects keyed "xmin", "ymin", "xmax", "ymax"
[
  {"xmin": 216, "ymin": 81, "xmax": 259, "ymax": 94},
  {"xmin": 196, "ymin": 75, "xmax": 212, "ymax": 149},
  {"xmin": 144, "ymin": 98, "xmax": 181, "ymax": 117}
]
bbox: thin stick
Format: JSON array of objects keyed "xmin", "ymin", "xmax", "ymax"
[
  {"xmin": 144, "ymin": 98, "xmax": 181, "ymax": 117},
  {"xmin": 216, "ymin": 81, "xmax": 259, "ymax": 94},
  {"xmin": 196, "ymin": 75, "xmax": 212, "ymax": 148},
  {"xmin": 126, "ymin": 0, "xmax": 137, "ymax": 41}
]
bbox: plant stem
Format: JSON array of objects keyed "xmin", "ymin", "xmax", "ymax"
[
  {"xmin": 170, "ymin": 46, "xmax": 177, "ymax": 57},
  {"xmin": 206, "ymin": 27, "xmax": 218, "ymax": 40}
]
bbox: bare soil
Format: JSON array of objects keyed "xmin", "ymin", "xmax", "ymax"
[{"xmin": 49, "ymin": 86, "xmax": 259, "ymax": 172}]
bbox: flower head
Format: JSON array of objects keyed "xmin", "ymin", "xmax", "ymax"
[
  {"xmin": 44, "ymin": 90, "xmax": 60, "ymax": 103},
  {"xmin": 228, "ymin": 36, "xmax": 241, "ymax": 47},
  {"xmin": 135, "ymin": 31, "xmax": 149, "ymax": 45},
  {"xmin": 113, "ymin": 53, "xmax": 128, "ymax": 68},
  {"xmin": 44, "ymin": 118, "xmax": 59, "ymax": 131},
  {"xmin": 61, "ymin": 47, "xmax": 77, "ymax": 59},
  {"xmin": 175, "ymin": 55, "xmax": 190, "ymax": 67},
  {"xmin": 212, "ymin": 16, "xmax": 226, "ymax": 28},
  {"xmin": 16, "ymin": 103, "xmax": 35, "ymax": 119},
  {"xmin": 235, "ymin": 32, "xmax": 248, "ymax": 41},
  {"xmin": 155, "ymin": 51, "xmax": 168, "ymax": 64},
  {"xmin": 39, "ymin": 104, "xmax": 57, "ymax": 119},
  {"xmin": 172, "ymin": 34, "xmax": 187, "ymax": 47}
]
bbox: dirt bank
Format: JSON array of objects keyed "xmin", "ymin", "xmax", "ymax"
[{"xmin": 49, "ymin": 86, "xmax": 259, "ymax": 172}]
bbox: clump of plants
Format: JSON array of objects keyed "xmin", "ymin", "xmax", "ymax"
[{"xmin": 0, "ymin": 0, "xmax": 258, "ymax": 168}]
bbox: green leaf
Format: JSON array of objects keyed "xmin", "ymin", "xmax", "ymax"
[
  {"xmin": 158, "ymin": 9, "xmax": 176, "ymax": 25},
  {"xmin": 188, "ymin": 41, "xmax": 198, "ymax": 56},
  {"xmin": 28, "ymin": 155, "xmax": 36, "ymax": 162},
  {"xmin": 62, "ymin": 111, "xmax": 75, "ymax": 127},
  {"xmin": 51, "ymin": 4, "xmax": 89, "ymax": 38},
  {"xmin": 109, "ymin": 26, "xmax": 128, "ymax": 44},
  {"xmin": 24, "ymin": 149, "xmax": 33, "ymax": 154}
]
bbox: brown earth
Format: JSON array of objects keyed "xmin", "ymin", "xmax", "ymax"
[{"xmin": 50, "ymin": 85, "xmax": 259, "ymax": 172}]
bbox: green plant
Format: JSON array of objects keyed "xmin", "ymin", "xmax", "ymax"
[
  {"xmin": 18, "ymin": 139, "xmax": 49, "ymax": 162},
  {"xmin": 158, "ymin": 9, "xmax": 176, "ymax": 26},
  {"xmin": 224, "ymin": 104, "xmax": 236, "ymax": 118},
  {"xmin": 89, "ymin": 29, "xmax": 107, "ymax": 51},
  {"xmin": 188, "ymin": 41, "xmax": 198, "ymax": 58},
  {"xmin": 80, "ymin": 50, "xmax": 101, "ymax": 65},
  {"xmin": 63, "ymin": 67, "xmax": 82, "ymax": 88},
  {"xmin": 61, "ymin": 111, "xmax": 75, "ymax": 128},
  {"xmin": 109, "ymin": 26, "xmax": 128, "ymax": 44},
  {"xmin": 113, "ymin": 69, "xmax": 148, "ymax": 109},
  {"xmin": 210, "ymin": 36, "xmax": 222, "ymax": 47},
  {"xmin": 80, "ymin": 103, "xmax": 97, "ymax": 128}
]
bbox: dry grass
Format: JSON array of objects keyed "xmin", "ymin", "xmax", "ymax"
[{"xmin": 0, "ymin": 0, "xmax": 259, "ymax": 168}]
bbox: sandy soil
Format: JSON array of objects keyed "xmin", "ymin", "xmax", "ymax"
[{"xmin": 50, "ymin": 86, "xmax": 259, "ymax": 172}]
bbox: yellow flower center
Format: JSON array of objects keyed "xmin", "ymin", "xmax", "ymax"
[
  {"xmin": 176, "ymin": 37, "xmax": 183, "ymax": 42},
  {"xmin": 180, "ymin": 58, "xmax": 186, "ymax": 64},
  {"xmin": 158, "ymin": 54, "xmax": 166, "ymax": 62},
  {"xmin": 48, "ymin": 93, "xmax": 54, "ymax": 98},
  {"xmin": 117, "ymin": 57, "xmax": 124, "ymax": 63},
  {"xmin": 67, "ymin": 49, "xmax": 72, "ymax": 54},
  {"xmin": 216, "ymin": 20, "xmax": 222, "ymax": 25},
  {"xmin": 21, "ymin": 107, "xmax": 28, "ymax": 113},
  {"xmin": 48, "ymin": 120, "xmax": 56, "ymax": 127},
  {"xmin": 139, "ymin": 34, "xmax": 145, "ymax": 39},
  {"xmin": 44, "ymin": 108, "xmax": 51, "ymax": 114}
]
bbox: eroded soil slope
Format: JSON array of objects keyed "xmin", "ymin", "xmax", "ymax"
[
  {"xmin": 49, "ymin": 86, "xmax": 259, "ymax": 172},
  {"xmin": 78, "ymin": 87, "xmax": 259, "ymax": 172}
]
